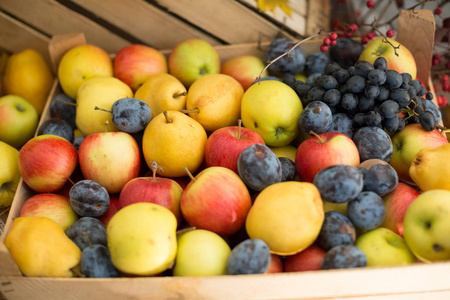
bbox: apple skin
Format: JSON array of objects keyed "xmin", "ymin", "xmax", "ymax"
[
  {"xmin": 284, "ymin": 244, "xmax": 327, "ymax": 272},
  {"xmin": 381, "ymin": 182, "xmax": 421, "ymax": 237},
  {"xmin": 168, "ymin": 39, "xmax": 220, "ymax": 88},
  {"xmin": 0, "ymin": 95, "xmax": 39, "ymax": 149},
  {"xmin": 204, "ymin": 125, "xmax": 265, "ymax": 174},
  {"xmin": 0, "ymin": 141, "xmax": 20, "ymax": 209},
  {"xmin": 97, "ymin": 194, "xmax": 120, "ymax": 227},
  {"xmin": 18, "ymin": 135, "xmax": 78, "ymax": 193},
  {"xmin": 355, "ymin": 227, "xmax": 416, "ymax": 267},
  {"xmin": 19, "ymin": 193, "xmax": 79, "ymax": 232},
  {"xmin": 220, "ymin": 55, "xmax": 269, "ymax": 91},
  {"xmin": 295, "ymin": 132, "xmax": 360, "ymax": 183},
  {"xmin": 114, "ymin": 44, "xmax": 168, "ymax": 92},
  {"xmin": 358, "ymin": 37, "xmax": 417, "ymax": 80},
  {"xmin": 119, "ymin": 176, "xmax": 183, "ymax": 225},
  {"xmin": 265, "ymin": 254, "xmax": 284, "ymax": 274},
  {"xmin": 180, "ymin": 166, "xmax": 252, "ymax": 236},
  {"xmin": 78, "ymin": 131, "xmax": 141, "ymax": 194},
  {"xmin": 403, "ymin": 189, "xmax": 450, "ymax": 262},
  {"xmin": 389, "ymin": 123, "xmax": 448, "ymax": 185}
]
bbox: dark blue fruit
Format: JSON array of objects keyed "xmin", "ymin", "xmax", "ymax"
[
  {"xmin": 298, "ymin": 101, "xmax": 333, "ymax": 134},
  {"xmin": 305, "ymin": 52, "xmax": 330, "ymax": 76},
  {"xmin": 49, "ymin": 93, "xmax": 76, "ymax": 129},
  {"xmin": 321, "ymin": 245, "xmax": 367, "ymax": 270},
  {"xmin": 110, "ymin": 97, "xmax": 152, "ymax": 133},
  {"xmin": 347, "ymin": 191, "xmax": 385, "ymax": 230},
  {"xmin": 263, "ymin": 38, "xmax": 306, "ymax": 75},
  {"xmin": 69, "ymin": 180, "xmax": 110, "ymax": 217},
  {"xmin": 237, "ymin": 143, "xmax": 282, "ymax": 191},
  {"xmin": 326, "ymin": 113, "xmax": 355, "ymax": 139},
  {"xmin": 81, "ymin": 244, "xmax": 118, "ymax": 278},
  {"xmin": 359, "ymin": 160, "xmax": 398, "ymax": 196},
  {"xmin": 318, "ymin": 211, "xmax": 356, "ymax": 251},
  {"xmin": 279, "ymin": 157, "xmax": 297, "ymax": 182},
  {"xmin": 353, "ymin": 126, "xmax": 393, "ymax": 162},
  {"xmin": 66, "ymin": 217, "xmax": 107, "ymax": 251},
  {"xmin": 37, "ymin": 118, "xmax": 74, "ymax": 142},
  {"xmin": 226, "ymin": 238, "xmax": 271, "ymax": 275},
  {"xmin": 329, "ymin": 38, "xmax": 365, "ymax": 70},
  {"xmin": 313, "ymin": 165, "xmax": 364, "ymax": 204}
]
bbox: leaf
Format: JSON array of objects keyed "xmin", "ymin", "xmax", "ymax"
[{"xmin": 257, "ymin": 0, "xmax": 292, "ymax": 16}]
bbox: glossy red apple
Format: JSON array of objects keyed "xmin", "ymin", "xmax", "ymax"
[
  {"xmin": 180, "ymin": 166, "xmax": 252, "ymax": 236},
  {"xmin": 97, "ymin": 194, "xmax": 120, "ymax": 227},
  {"xmin": 265, "ymin": 254, "xmax": 284, "ymax": 274},
  {"xmin": 204, "ymin": 122, "xmax": 265, "ymax": 174},
  {"xmin": 18, "ymin": 134, "xmax": 78, "ymax": 193},
  {"xmin": 295, "ymin": 132, "xmax": 360, "ymax": 183},
  {"xmin": 114, "ymin": 44, "xmax": 168, "ymax": 91},
  {"xmin": 284, "ymin": 244, "xmax": 327, "ymax": 272},
  {"xmin": 119, "ymin": 161, "xmax": 184, "ymax": 225},
  {"xmin": 381, "ymin": 182, "xmax": 421, "ymax": 237},
  {"xmin": 20, "ymin": 193, "xmax": 79, "ymax": 231}
]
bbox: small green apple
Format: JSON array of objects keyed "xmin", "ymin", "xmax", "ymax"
[
  {"xmin": 0, "ymin": 140, "xmax": 20, "ymax": 209},
  {"xmin": 173, "ymin": 229, "xmax": 231, "ymax": 276},
  {"xmin": 0, "ymin": 95, "xmax": 39, "ymax": 149},
  {"xmin": 403, "ymin": 189, "xmax": 450, "ymax": 262},
  {"xmin": 355, "ymin": 227, "xmax": 416, "ymax": 267}
]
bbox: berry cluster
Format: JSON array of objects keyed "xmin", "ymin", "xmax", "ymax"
[{"xmin": 320, "ymin": 32, "xmax": 338, "ymax": 53}]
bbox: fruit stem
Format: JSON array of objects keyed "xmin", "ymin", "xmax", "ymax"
[
  {"xmin": 275, "ymin": 127, "xmax": 283, "ymax": 140},
  {"xmin": 0, "ymin": 207, "xmax": 10, "ymax": 217},
  {"xmin": 150, "ymin": 160, "xmax": 164, "ymax": 182},
  {"xmin": 184, "ymin": 166, "xmax": 196, "ymax": 182},
  {"xmin": 163, "ymin": 111, "xmax": 172, "ymax": 123},
  {"xmin": 309, "ymin": 131, "xmax": 324, "ymax": 143},
  {"xmin": 94, "ymin": 106, "xmax": 112, "ymax": 114},
  {"xmin": 173, "ymin": 91, "xmax": 187, "ymax": 98},
  {"xmin": 181, "ymin": 108, "xmax": 200, "ymax": 114},
  {"xmin": 104, "ymin": 120, "xmax": 109, "ymax": 132},
  {"xmin": 82, "ymin": 231, "xmax": 94, "ymax": 249},
  {"xmin": 238, "ymin": 119, "xmax": 242, "ymax": 139},
  {"xmin": 55, "ymin": 98, "xmax": 77, "ymax": 107},
  {"xmin": 67, "ymin": 177, "xmax": 75, "ymax": 186}
]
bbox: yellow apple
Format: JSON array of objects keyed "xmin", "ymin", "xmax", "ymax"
[
  {"xmin": 58, "ymin": 44, "xmax": 113, "ymax": 99},
  {"xmin": 241, "ymin": 80, "xmax": 303, "ymax": 146},
  {"xmin": 269, "ymin": 144, "xmax": 297, "ymax": 161},
  {"xmin": 0, "ymin": 141, "xmax": 20, "ymax": 209},
  {"xmin": 134, "ymin": 73, "xmax": 187, "ymax": 119}
]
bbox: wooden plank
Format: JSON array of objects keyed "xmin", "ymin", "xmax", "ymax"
[
  {"xmin": 156, "ymin": 0, "xmax": 296, "ymax": 44},
  {"xmin": 0, "ymin": 0, "xmax": 130, "ymax": 54},
  {"xmin": 70, "ymin": 0, "xmax": 222, "ymax": 49},
  {"xmin": 0, "ymin": 12, "xmax": 51, "ymax": 66},
  {"xmin": 306, "ymin": 0, "xmax": 331, "ymax": 36}
]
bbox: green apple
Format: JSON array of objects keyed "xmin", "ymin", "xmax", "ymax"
[
  {"xmin": 240, "ymin": 80, "xmax": 303, "ymax": 147},
  {"xmin": 168, "ymin": 39, "xmax": 220, "ymax": 88},
  {"xmin": 173, "ymin": 229, "xmax": 231, "ymax": 276},
  {"xmin": 355, "ymin": 227, "xmax": 416, "ymax": 267},
  {"xmin": 403, "ymin": 189, "xmax": 450, "ymax": 262},
  {"xmin": 0, "ymin": 95, "xmax": 39, "ymax": 148},
  {"xmin": 0, "ymin": 141, "xmax": 20, "ymax": 209}
]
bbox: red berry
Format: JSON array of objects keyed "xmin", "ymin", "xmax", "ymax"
[
  {"xmin": 329, "ymin": 32, "xmax": 338, "ymax": 40},
  {"xmin": 349, "ymin": 24, "xmax": 358, "ymax": 32},
  {"xmin": 330, "ymin": 40, "xmax": 337, "ymax": 46},
  {"xmin": 435, "ymin": 7, "xmax": 442, "ymax": 15},
  {"xmin": 323, "ymin": 37, "xmax": 331, "ymax": 45},
  {"xmin": 361, "ymin": 36, "xmax": 370, "ymax": 44},
  {"xmin": 437, "ymin": 96, "xmax": 448, "ymax": 108},
  {"xmin": 366, "ymin": 0, "xmax": 375, "ymax": 8},
  {"xmin": 320, "ymin": 44, "xmax": 329, "ymax": 52},
  {"xmin": 368, "ymin": 31, "xmax": 376, "ymax": 39},
  {"xmin": 442, "ymin": 74, "xmax": 450, "ymax": 84},
  {"xmin": 433, "ymin": 53, "xmax": 443, "ymax": 62},
  {"xmin": 432, "ymin": 58, "xmax": 440, "ymax": 66},
  {"xmin": 386, "ymin": 30, "xmax": 394, "ymax": 38},
  {"xmin": 434, "ymin": 85, "xmax": 439, "ymax": 92}
]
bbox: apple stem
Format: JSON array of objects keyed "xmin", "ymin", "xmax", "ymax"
[
  {"xmin": 70, "ymin": 266, "xmax": 85, "ymax": 278},
  {"xmin": 150, "ymin": 160, "xmax": 164, "ymax": 182},
  {"xmin": 176, "ymin": 226, "xmax": 196, "ymax": 236},
  {"xmin": 0, "ymin": 207, "xmax": 10, "ymax": 217},
  {"xmin": 67, "ymin": 177, "xmax": 75, "ymax": 186},
  {"xmin": 94, "ymin": 106, "xmax": 112, "ymax": 114},
  {"xmin": 163, "ymin": 111, "xmax": 173, "ymax": 123},
  {"xmin": 181, "ymin": 108, "xmax": 200, "ymax": 114},
  {"xmin": 238, "ymin": 119, "xmax": 242, "ymax": 139},
  {"xmin": 184, "ymin": 166, "xmax": 196, "ymax": 182},
  {"xmin": 55, "ymin": 98, "xmax": 77, "ymax": 107},
  {"xmin": 104, "ymin": 120, "xmax": 109, "ymax": 132},
  {"xmin": 173, "ymin": 92, "xmax": 187, "ymax": 98},
  {"xmin": 309, "ymin": 131, "xmax": 324, "ymax": 143},
  {"xmin": 275, "ymin": 127, "xmax": 283, "ymax": 140},
  {"xmin": 82, "ymin": 231, "xmax": 94, "ymax": 249}
]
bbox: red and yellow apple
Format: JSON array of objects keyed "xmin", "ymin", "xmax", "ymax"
[
  {"xmin": 284, "ymin": 244, "xmax": 327, "ymax": 272},
  {"xmin": 220, "ymin": 55, "xmax": 268, "ymax": 91}
]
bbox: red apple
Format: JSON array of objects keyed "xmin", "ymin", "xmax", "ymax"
[
  {"xmin": 295, "ymin": 132, "xmax": 360, "ymax": 183},
  {"xmin": 119, "ymin": 161, "xmax": 184, "ymax": 225},
  {"xmin": 358, "ymin": 37, "xmax": 417, "ymax": 80},
  {"xmin": 97, "ymin": 194, "xmax": 120, "ymax": 227},
  {"xmin": 114, "ymin": 44, "xmax": 168, "ymax": 91},
  {"xmin": 220, "ymin": 55, "xmax": 269, "ymax": 91},
  {"xmin": 284, "ymin": 244, "xmax": 327, "ymax": 272},
  {"xmin": 265, "ymin": 254, "xmax": 284, "ymax": 274},
  {"xmin": 180, "ymin": 166, "xmax": 252, "ymax": 236},
  {"xmin": 389, "ymin": 123, "xmax": 448, "ymax": 185},
  {"xmin": 20, "ymin": 193, "xmax": 79, "ymax": 231},
  {"xmin": 78, "ymin": 131, "xmax": 141, "ymax": 194},
  {"xmin": 204, "ymin": 123, "xmax": 265, "ymax": 174},
  {"xmin": 18, "ymin": 134, "xmax": 78, "ymax": 193},
  {"xmin": 381, "ymin": 182, "xmax": 421, "ymax": 237}
]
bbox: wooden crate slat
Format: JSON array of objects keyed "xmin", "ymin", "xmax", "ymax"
[
  {"xmin": 306, "ymin": 0, "xmax": 331, "ymax": 36},
  {"xmin": 70, "ymin": 0, "xmax": 222, "ymax": 49},
  {"xmin": 0, "ymin": 12, "xmax": 51, "ymax": 65},
  {"xmin": 0, "ymin": 0, "xmax": 130, "ymax": 54},
  {"xmin": 155, "ymin": 0, "xmax": 296, "ymax": 44}
]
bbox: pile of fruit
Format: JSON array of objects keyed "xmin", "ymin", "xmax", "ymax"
[{"xmin": 2, "ymin": 33, "xmax": 450, "ymax": 279}]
